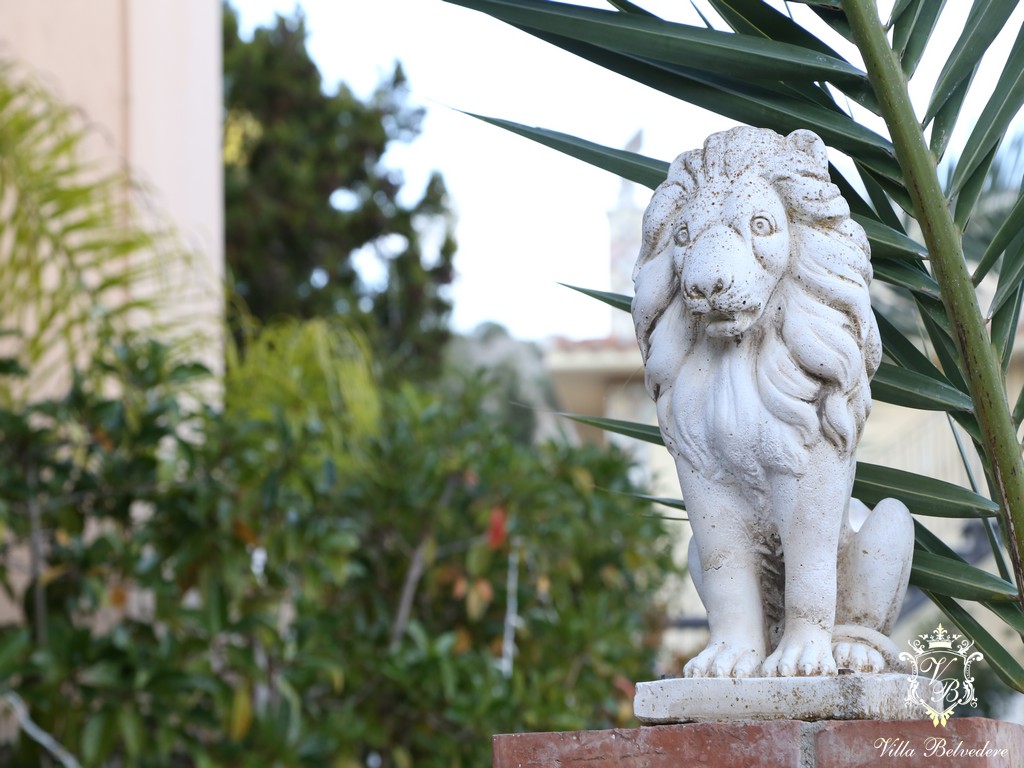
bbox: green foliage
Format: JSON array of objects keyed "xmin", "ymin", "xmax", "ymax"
[
  {"xmin": 441, "ymin": 0, "xmax": 1024, "ymax": 690},
  {"xmin": 0, "ymin": 325, "xmax": 670, "ymax": 766},
  {"xmin": 223, "ymin": 4, "xmax": 456, "ymax": 379}
]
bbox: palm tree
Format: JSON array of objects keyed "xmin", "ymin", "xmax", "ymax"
[{"xmin": 442, "ymin": 0, "xmax": 1024, "ymax": 692}]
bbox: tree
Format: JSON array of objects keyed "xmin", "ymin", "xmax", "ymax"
[
  {"xmin": 223, "ymin": 4, "xmax": 456, "ymax": 378},
  {"xmin": 441, "ymin": 0, "xmax": 1024, "ymax": 693}
]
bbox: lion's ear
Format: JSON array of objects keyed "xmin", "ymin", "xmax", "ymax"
[{"xmin": 786, "ymin": 129, "xmax": 829, "ymax": 174}]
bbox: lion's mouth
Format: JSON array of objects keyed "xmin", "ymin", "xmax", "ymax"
[{"xmin": 700, "ymin": 306, "xmax": 760, "ymax": 338}]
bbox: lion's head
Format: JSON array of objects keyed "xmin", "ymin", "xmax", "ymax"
[{"xmin": 633, "ymin": 127, "xmax": 880, "ymax": 456}]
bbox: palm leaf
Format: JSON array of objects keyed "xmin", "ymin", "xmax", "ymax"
[
  {"xmin": 562, "ymin": 285, "xmax": 632, "ymax": 314},
  {"xmin": 929, "ymin": 78, "xmax": 970, "ymax": 160},
  {"xmin": 604, "ymin": 0, "xmax": 654, "ymax": 15},
  {"xmin": 855, "ymin": 217, "xmax": 925, "ymax": 260},
  {"xmin": 630, "ymin": 493, "xmax": 686, "ymax": 512},
  {"xmin": 564, "ymin": 413, "xmax": 662, "ymax": 445},
  {"xmin": 911, "ymin": 550, "xmax": 1017, "ymax": 602},
  {"xmin": 854, "ymin": 462, "xmax": 998, "ymax": 519},
  {"xmin": 953, "ymin": 144, "xmax": 1000, "ymax": 229},
  {"xmin": 851, "ymin": 164, "xmax": 906, "ymax": 229},
  {"xmin": 875, "ymin": 311, "xmax": 951, "ymax": 384},
  {"xmin": 986, "ymin": 235, "xmax": 1024, "ymax": 319},
  {"xmin": 470, "ymin": 114, "xmax": 667, "ymax": 188},
  {"xmin": 925, "ymin": 590, "xmax": 1024, "ymax": 691},
  {"xmin": 925, "ymin": 0, "xmax": 1019, "ymax": 125},
  {"xmin": 487, "ymin": 17, "xmax": 902, "ymax": 181},
  {"xmin": 707, "ymin": 0, "xmax": 841, "ymax": 56},
  {"xmin": 891, "ymin": 0, "xmax": 946, "ymax": 78},
  {"xmin": 705, "ymin": 0, "xmax": 878, "ymax": 113},
  {"xmin": 447, "ymin": 0, "xmax": 868, "ymax": 86},
  {"xmin": 872, "ymin": 260, "xmax": 941, "ymax": 300},
  {"xmin": 871, "ymin": 363, "xmax": 973, "ymax": 413},
  {"xmin": 992, "ymin": 283, "xmax": 1024, "ymax": 374},
  {"xmin": 566, "ymin": 412, "xmax": 998, "ymax": 519},
  {"xmin": 949, "ymin": 22, "xmax": 1024, "ymax": 194},
  {"xmin": 973, "ymin": 192, "xmax": 1024, "ymax": 285},
  {"xmin": 473, "ymin": 114, "xmax": 911, "ymax": 265}
]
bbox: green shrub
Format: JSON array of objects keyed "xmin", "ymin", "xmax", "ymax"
[{"xmin": 0, "ymin": 325, "xmax": 671, "ymax": 767}]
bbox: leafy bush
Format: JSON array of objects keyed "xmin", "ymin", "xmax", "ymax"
[{"xmin": 0, "ymin": 324, "xmax": 671, "ymax": 767}]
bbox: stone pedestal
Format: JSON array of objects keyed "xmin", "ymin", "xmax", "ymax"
[
  {"xmin": 492, "ymin": 718, "xmax": 1024, "ymax": 767},
  {"xmin": 634, "ymin": 674, "xmax": 921, "ymax": 723}
]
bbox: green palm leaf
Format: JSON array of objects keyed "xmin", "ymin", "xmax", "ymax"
[
  {"xmin": 706, "ymin": 0, "xmax": 878, "ymax": 112},
  {"xmin": 470, "ymin": 114, "xmax": 667, "ymax": 188},
  {"xmin": 949, "ymin": 22, "xmax": 1024, "ymax": 194},
  {"xmin": 891, "ymin": 0, "xmax": 945, "ymax": 78},
  {"xmin": 484, "ymin": 16, "xmax": 902, "ymax": 180},
  {"xmin": 565, "ymin": 413, "xmax": 997, "ymax": 519},
  {"xmin": 447, "ymin": 0, "xmax": 868, "ymax": 85},
  {"xmin": 854, "ymin": 462, "xmax": 998, "ymax": 519},
  {"xmin": 871, "ymin": 363, "xmax": 973, "ymax": 413},
  {"xmin": 924, "ymin": 0, "xmax": 1019, "ymax": 125},
  {"xmin": 471, "ymin": 116, "xmax": 916, "ymax": 268},
  {"xmin": 911, "ymin": 550, "xmax": 1018, "ymax": 602},
  {"xmin": 874, "ymin": 311, "xmax": 951, "ymax": 384},
  {"xmin": 925, "ymin": 590, "xmax": 1024, "ymax": 691},
  {"xmin": 564, "ymin": 413, "xmax": 661, "ymax": 445},
  {"xmin": 604, "ymin": 0, "xmax": 655, "ymax": 15},
  {"xmin": 855, "ymin": 217, "xmax": 925, "ymax": 260},
  {"xmin": 929, "ymin": 78, "xmax": 970, "ymax": 160},
  {"xmin": 872, "ymin": 260, "xmax": 941, "ymax": 300},
  {"xmin": 562, "ymin": 285, "xmax": 632, "ymax": 314},
  {"xmin": 973, "ymin": 192, "xmax": 1024, "ymax": 285},
  {"xmin": 985, "ymin": 235, "xmax": 1024, "ymax": 319}
]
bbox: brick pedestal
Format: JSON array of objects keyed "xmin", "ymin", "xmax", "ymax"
[{"xmin": 493, "ymin": 718, "xmax": 1024, "ymax": 767}]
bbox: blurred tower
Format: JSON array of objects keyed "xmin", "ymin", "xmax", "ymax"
[{"xmin": 608, "ymin": 131, "xmax": 645, "ymax": 341}]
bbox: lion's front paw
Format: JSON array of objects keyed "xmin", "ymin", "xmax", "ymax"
[
  {"xmin": 684, "ymin": 641, "xmax": 764, "ymax": 678},
  {"xmin": 762, "ymin": 628, "xmax": 837, "ymax": 677},
  {"xmin": 833, "ymin": 641, "xmax": 885, "ymax": 673}
]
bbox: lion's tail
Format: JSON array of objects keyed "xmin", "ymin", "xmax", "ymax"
[{"xmin": 832, "ymin": 624, "xmax": 910, "ymax": 673}]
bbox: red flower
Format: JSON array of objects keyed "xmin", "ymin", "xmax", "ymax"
[{"xmin": 487, "ymin": 506, "xmax": 507, "ymax": 550}]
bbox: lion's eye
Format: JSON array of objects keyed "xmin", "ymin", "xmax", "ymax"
[
  {"xmin": 673, "ymin": 223, "xmax": 690, "ymax": 246},
  {"xmin": 750, "ymin": 215, "xmax": 775, "ymax": 236}
]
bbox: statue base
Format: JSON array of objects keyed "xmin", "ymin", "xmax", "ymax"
[
  {"xmin": 493, "ymin": 718, "xmax": 1024, "ymax": 767},
  {"xmin": 634, "ymin": 673, "xmax": 923, "ymax": 723}
]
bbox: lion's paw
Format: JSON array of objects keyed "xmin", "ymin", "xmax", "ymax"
[
  {"xmin": 833, "ymin": 641, "xmax": 885, "ymax": 673},
  {"xmin": 684, "ymin": 641, "xmax": 764, "ymax": 678},
  {"xmin": 762, "ymin": 630, "xmax": 837, "ymax": 677}
]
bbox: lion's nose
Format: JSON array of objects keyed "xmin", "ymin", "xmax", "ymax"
[
  {"xmin": 686, "ymin": 277, "xmax": 731, "ymax": 301},
  {"xmin": 682, "ymin": 225, "xmax": 741, "ymax": 304}
]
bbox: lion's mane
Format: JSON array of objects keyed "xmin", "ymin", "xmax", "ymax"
[{"xmin": 633, "ymin": 127, "xmax": 881, "ymax": 461}]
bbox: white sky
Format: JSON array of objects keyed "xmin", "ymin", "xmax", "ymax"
[{"xmin": 232, "ymin": 0, "xmax": 1023, "ymax": 340}]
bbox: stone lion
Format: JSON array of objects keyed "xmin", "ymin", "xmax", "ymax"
[{"xmin": 633, "ymin": 126, "xmax": 914, "ymax": 678}]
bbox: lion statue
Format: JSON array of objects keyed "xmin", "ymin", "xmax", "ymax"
[{"xmin": 633, "ymin": 126, "xmax": 914, "ymax": 678}]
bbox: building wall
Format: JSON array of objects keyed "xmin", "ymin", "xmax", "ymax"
[
  {"xmin": 0, "ymin": 0, "xmax": 224, "ymax": 375},
  {"xmin": 0, "ymin": 0, "xmax": 223, "ymax": 632}
]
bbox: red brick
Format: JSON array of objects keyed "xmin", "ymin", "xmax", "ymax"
[
  {"xmin": 493, "ymin": 721, "xmax": 803, "ymax": 767},
  {"xmin": 814, "ymin": 717, "xmax": 1024, "ymax": 768},
  {"xmin": 492, "ymin": 718, "xmax": 1024, "ymax": 767}
]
